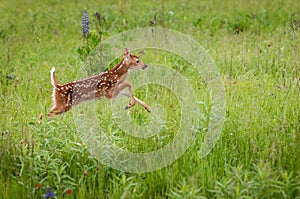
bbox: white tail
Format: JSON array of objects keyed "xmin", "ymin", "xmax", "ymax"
[{"xmin": 48, "ymin": 48, "xmax": 151, "ymax": 117}]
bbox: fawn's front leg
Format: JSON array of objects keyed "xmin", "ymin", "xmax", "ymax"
[
  {"xmin": 118, "ymin": 91, "xmax": 151, "ymax": 112},
  {"xmin": 110, "ymin": 81, "xmax": 136, "ymax": 110},
  {"xmin": 112, "ymin": 81, "xmax": 151, "ymax": 112}
]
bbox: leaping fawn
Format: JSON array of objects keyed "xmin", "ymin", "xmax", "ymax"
[{"xmin": 48, "ymin": 48, "xmax": 151, "ymax": 117}]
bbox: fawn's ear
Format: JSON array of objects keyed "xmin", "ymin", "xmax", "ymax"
[{"xmin": 124, "ymin": 48, "xmax": 130, "ymax": 60}]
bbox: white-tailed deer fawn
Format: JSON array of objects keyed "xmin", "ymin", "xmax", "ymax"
[{"xmin": 48, "ymin": 48, "xmax": 151, "ymax": 117}]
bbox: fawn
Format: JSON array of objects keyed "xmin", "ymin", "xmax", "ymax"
[{"xmin": 48, "ymin": 48, "xmax": 151, "ymax": 117}]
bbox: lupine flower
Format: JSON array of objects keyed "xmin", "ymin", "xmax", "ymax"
[
  {"xmin": 43, "ymin": 186, "xmax": 55, "ymax": 198},
  {"xmin": 82, "ymin": 8, "xmax": 90, "ymax": 37},
  {"xmin": 66, "ymin": 189, "xmax": 72, "ymax": 195}
]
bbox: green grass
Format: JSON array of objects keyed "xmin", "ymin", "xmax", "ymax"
[{"xmin": 1, "ymin": 0, "xmax": 300, "ymax": 198}]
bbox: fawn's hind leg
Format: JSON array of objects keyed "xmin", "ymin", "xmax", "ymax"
[{"xmin": 48, "ymin": 104, "xmax": 71, "ymax": 117}]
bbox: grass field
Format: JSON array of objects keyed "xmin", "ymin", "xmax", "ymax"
[{"xmin": 1, "ymin": 0, "xmax": 300, "ymax": 198}]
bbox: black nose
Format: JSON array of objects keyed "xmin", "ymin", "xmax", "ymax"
[{"xmin": 143, "ymin": 64, "xmax": 148, "ymax": 69}]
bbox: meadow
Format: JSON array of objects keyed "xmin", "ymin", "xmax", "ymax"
[{"xmin": 1, "ymin": 0, "xmax": 300, "ymax": 198}]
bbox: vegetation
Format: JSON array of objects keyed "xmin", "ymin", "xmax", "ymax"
[{"xmin": 0, "ymin": 0, "xmax": 299, "ymax": 198}]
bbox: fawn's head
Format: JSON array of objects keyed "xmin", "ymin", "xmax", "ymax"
[{"xmin": 123, "ymin": 48, "xmax": 148, "ymax": 70}]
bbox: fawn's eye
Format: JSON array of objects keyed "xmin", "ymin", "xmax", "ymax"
[{"xmin": 136, "ymin": 60, "xmax": 139, "ymax": 63}]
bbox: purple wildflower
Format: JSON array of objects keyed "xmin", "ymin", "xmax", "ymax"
[
  {"xmin": 43, "ymin": 186, "xmax": 55, "ymax": 198},
  {"xmin": 82, "ymin": 8, "xmax": 90, "ymax": 37}
]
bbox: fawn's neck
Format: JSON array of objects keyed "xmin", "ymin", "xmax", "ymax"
[{"xmin": 109, "ymin": 58, "xmax": 130, "ymax": 76}]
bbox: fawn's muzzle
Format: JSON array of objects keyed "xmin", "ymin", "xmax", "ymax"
[{"xmin": 143, "ymin": 64, "xmax": 148, "ymax": 69}]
